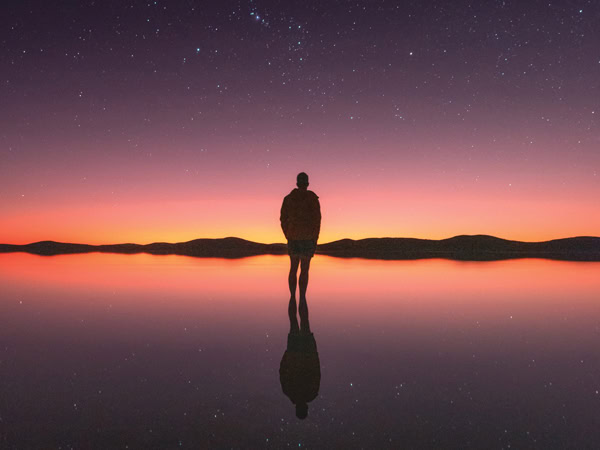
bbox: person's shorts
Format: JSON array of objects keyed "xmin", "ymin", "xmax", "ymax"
[{"xmin": 287, "ymin": 240, "xmax": 317, "ymax": 258}]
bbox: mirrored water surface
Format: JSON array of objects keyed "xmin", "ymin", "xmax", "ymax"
[{"xmin": 1, "ymin": 253, "xmax": 599, "ymax": 449}]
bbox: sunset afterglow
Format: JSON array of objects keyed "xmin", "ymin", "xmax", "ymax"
[{"xmin": 2, "ymin": 1, "xmax": 598, "ymax": 244}]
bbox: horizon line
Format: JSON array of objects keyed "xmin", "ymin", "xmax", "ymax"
[{"xmin": 2, "ymin": 233, "xmax": 600, "ymax": 247}]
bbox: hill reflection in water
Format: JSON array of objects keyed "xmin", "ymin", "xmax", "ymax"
[{"xmin": 1, "ymin": 253, "xmax": 599, "ymax": 448}]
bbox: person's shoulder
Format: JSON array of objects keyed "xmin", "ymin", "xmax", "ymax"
[
  {"xmin": 307, "ymin": 190, "xmax": 319, "ymax": 199},
  {"xmin": 283, "ymin": 189, "xmax": 296, "ymax": 201}
]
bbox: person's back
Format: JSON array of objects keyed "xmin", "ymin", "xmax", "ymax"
[{"xmin": 280, "ymin": 188, "xmax": 321, "ymax": 241}]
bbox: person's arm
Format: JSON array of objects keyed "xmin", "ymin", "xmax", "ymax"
[
  {"xmin": 280, "ymin": 198, "xmax": 290, "ymax": 240},
  {"xmin": 312, "ymin": 197, "xmax": 321, "ymax": 243}
]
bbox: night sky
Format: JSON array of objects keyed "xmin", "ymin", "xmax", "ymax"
[{"xmin": 1, "ymin": 0, "xmax": 598, "ymax": 245}]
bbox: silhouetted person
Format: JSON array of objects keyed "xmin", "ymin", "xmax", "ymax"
[
  {"xmin": 280, "ymin": 172, "xmax": 321, "ymax": 307},
  {"xmin": 279, "ymin": 297, "xmax": 321, "ymax": 419}
]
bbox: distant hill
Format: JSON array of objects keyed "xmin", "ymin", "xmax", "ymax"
[
  {"xmin": 0, "ymin": 238, "xmax": 287, "ymax": 258},
  {"xmin": 317, "ymin": 235, "xmax": 600, "ymax": 261},
  {"xmin": 1, "ymin": 235, "xmax": 600, "ymax": 261}
]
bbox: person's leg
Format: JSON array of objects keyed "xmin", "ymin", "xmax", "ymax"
[
  {"xmin": 299, "ymin": 256, "xmax": 311, "ymax": 302},
  {"xmin": 288, "ymin": 255, "xmax": 300, "ymax": 301}
]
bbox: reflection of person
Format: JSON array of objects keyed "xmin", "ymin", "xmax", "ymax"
[
  {"xmin": 280, "ymin": 172, "xmax": 321, "ymax": 304},
  {"xmin": 279, "ymin": 298, "xmax": 321, "ymax": 419}
]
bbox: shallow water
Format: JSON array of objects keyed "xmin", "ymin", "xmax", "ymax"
[{"xmin": 1, "ymin": 253, "xmax": 599, "ymax": 449}]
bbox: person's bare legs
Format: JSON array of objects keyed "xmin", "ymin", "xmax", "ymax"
[
  {"xmin": 298, "ymin": 256, "xmax": 311, "ymax": 317},
  {"xmin": 299, "ymin": 257, "xmax": 311, "ymax": 300},
  {"xmin": 288, "ymin": 255, "xmax": 300, "ymax": 303}
]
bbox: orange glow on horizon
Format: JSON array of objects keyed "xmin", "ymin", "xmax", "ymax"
[
  {"xmin": 2, "ymin": 174, "xmax": 599, "ymax": 245},
  {"xmin": 2, "ymin": 199, "xmax": 599, "ymax": 245}
]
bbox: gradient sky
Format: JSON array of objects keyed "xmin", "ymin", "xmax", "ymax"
[{"xmin": 1, "ymin": 0, "xmax": 599, "ymax": 244}]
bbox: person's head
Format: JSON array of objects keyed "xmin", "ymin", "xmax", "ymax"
[
  {"xmin": 295, "ymin": 402, "xmax": 308, "ymax": 420},
  {"xmin": 296, "ymin": 172, "xmax": 309, "ymax": 189}
]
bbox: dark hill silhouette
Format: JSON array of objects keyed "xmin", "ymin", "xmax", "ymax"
[
  {"xmin": 1, "ymin": 235, "xmax": 600, "ymax": 261},
  {"xmin": 318, "ymin": 235, "xmax": 600, "ymax": 261},
  {"xmin": 0, "ymin": 238, "xmax": 287, "ymax": 258}
]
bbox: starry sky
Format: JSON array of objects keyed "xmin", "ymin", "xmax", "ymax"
[{"xmin": 1, "ymin": 0, "xmax": 599, "ymax": 245}]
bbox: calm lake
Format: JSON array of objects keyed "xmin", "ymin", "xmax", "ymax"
[{"xmin": 1, "ymin": 253, "xmax": 599, "ymax": 449}]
